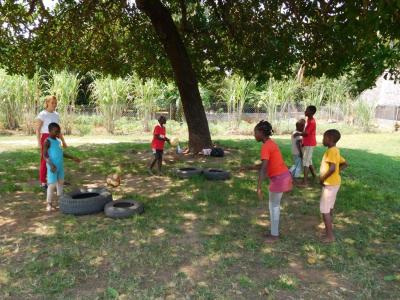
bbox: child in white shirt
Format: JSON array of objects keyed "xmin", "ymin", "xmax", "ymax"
[{"xmin": 289, "ymin": 119, "xmax": 305, "ymax": 178}]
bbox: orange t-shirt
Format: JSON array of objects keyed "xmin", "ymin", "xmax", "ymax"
[{"xmin": 260, "ymin": 139, "xmax": 288, "ymax": 177}]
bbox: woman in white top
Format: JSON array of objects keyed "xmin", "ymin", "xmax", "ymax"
[{"xmin": 35, "ymin": 96, "xmax": 67, "ymax": 188}]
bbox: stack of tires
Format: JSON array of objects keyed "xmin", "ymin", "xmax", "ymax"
[
  {"xmin": 60, "ymin": 188, "xmax": 112, "ymax": 215},
  {"xmin": 175, "ymin": 167, "xmax": 231, "ymax": 180},
  {"xmin": 60, "ymin": 187, "xmax": 144, "ymax": 218}
]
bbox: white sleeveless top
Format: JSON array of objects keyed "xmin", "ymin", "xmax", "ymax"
[{"xmin": 36, "ymin": 110, "xmax": 60, "ymax": 134}]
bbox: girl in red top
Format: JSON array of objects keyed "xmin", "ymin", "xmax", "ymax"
[
  {"xmin": 254, "ymin": 120, "xmax": 292, "ymax": 243},
  {"xmin": 148, "ymin": 116, "xmax": 170, "ymax": 175}
]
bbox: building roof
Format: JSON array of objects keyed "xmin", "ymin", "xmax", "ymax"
[{"xmin": 360, "ymin": 73, "xmax": 400, "ymax": 106}]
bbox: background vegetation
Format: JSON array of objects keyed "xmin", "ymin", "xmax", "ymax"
[{"xmin": 0, "ymin": 69, "xmax": 378, "ymax": 136}]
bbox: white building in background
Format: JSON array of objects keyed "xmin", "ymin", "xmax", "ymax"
[{"xmin": 360, "ymin": 73, "xmax": 400, "ymax": 128}]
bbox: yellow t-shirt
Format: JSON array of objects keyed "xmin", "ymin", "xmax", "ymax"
[{"xmin": 320, "ymin": 147, "xmax": 346, "ymax": 186}]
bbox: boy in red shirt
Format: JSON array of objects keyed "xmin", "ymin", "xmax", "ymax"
[
  {"xmin": 298, "ymin": 105, "xmax": 317, "ymax": 184},
  {"xmin": 148, "ymin": 116, "xmax": 170, "ymax": 175}
]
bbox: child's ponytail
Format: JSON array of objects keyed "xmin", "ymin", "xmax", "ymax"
[{"xmin": 255, "ymin": 120, "xmax": 274, "ymax": 137}]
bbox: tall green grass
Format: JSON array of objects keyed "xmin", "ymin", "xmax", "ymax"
[
  {"xmin": 254, "ymin": 78, "xmax": 299, "ymax": 128},
  {"xmin": 133, "ymin": 78, "xmax": 163, "ymax": 132},
  {"xmin": 0, "ymin": 69, "xmax": 386, "ymax": 135},
  {"xmin": 219, "ymin": 74, "xmax": 255, "ymax": 129},
  {"xmin": 0, "ymin": 69, "xmax": 41, "ymax": 132},
  {"xmin": 89, "ymin": 76, "xmax": 131, "ymax": 134},
  {"xmin": 353, "ymin": 98, "xmax": 376, "ymax": 131},
  {"xmin": 47, "ymin": 70, "xmax": 80, "ymax": 134}
]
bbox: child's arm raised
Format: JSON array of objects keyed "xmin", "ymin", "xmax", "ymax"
[
  {"xmin": 43, "ymin": 140, "xmax": 57, "ymax": 172},
  {"xmin": 319, "ymin": 162, "xmax": 335, "ymax": 185},
  {"xmin": 63, "ymin": 152, "xmax": 80, "ymax": 163},
  {"xmin": 257, "ymin": 160, "xmax": 268, "ymax": 200},
  {"xmin": 59, "ymin": 133, "xmax": 68, "ymax": 148}
]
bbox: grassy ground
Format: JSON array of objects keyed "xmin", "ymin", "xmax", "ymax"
[{"xmin": 0, "ymin": 133, "xmax": 399, "ymax": 299}]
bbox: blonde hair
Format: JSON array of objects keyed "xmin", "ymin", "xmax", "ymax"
[{"xmin": 44, "ymin": 95, "xmax": 57, "ymax": 109}]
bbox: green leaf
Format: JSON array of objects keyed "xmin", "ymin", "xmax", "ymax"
[
  {"xmin": 106, "ymin": 287, "xmax": 119, "ymax": 299},
  {"xmin": 384, "ymin": 274, "xmax": 400, "ymax": 282}
]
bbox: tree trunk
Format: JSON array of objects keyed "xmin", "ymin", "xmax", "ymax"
[{"xmin": 136, "ymin": 0, "xmax": 212, "ymax": 152}]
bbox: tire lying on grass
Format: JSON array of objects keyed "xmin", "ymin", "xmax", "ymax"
[
  {"xmin": 104, "ymin": 199, "xmax": 144, "ymax": 218},
  {"xmin": 203, "ymin": 168, "xmax": 231, "ymax": 180},
  {"xmin": 60, "ymin": 188, "xmax": 112, "ymax": 215},
  {"xmin": 176, "ymin": 167, "xmax": 202, "ymax": 179}
]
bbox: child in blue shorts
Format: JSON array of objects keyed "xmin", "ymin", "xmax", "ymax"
[{"xmin": 43, "ymin": 123, "xmax": 80, "ymax": 211}]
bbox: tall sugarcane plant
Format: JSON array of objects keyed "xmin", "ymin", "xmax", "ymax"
[
  {"xmin": 302, "ymin": 76, "xmax": 328, "ymax": 111},
  {"xmin": 47, "ymin": 70, "xmax": 80, "ymax": 134},
  {"xmin": 0, "ymin": 69, "xmax": 41, "ymax": 132},
  {"xmin": 254, "ymin": 78, "xmax": 299, "ymax": 126},
  {"xmin": 133, "ymin": 78, "xmax": 163, "ymax": 132},
  {"xmin": 90, "ymin": 76, "xmax": 131, "ymax": 134},
  {"xmin": 219, "ymin": 74, "xmax": 255, "ymax": 129}
]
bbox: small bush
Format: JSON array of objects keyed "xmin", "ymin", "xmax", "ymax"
[
  {"xmin": 76, "ymin": 124, "xmax": 91, "ymax": 136},
  {"xmin": 114, "ymin": 118, "xmax": 142, "ymax": 135},
  {"xmin": 353, "ymin": 100, "xmax": 376, "ymax": 131}
]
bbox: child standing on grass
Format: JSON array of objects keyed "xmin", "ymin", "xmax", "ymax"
[
  {"xmin": 35, "ymin": 95, "xmax": 68, "ymax": 190},
  {"xmin": 290, "ymin": 119, "xmax": 305, "ymax": 178},
  {"xmin": 43, "ymin": 123, "xmax": 80, "ymax": 211},
  {"xmin": 297, "ymin": 105, "xmax": 317, "ymax": 185},
  {"xmin": 254, "ymin": 120, "xmax": 293, "ymax": 243},
  {"xmin": 319, "ymin": 129, "xmax": 348, "ymax": 243},
  {"xmin": 148, "ymin": 116, "xmax": 170, "ymax": 175}
]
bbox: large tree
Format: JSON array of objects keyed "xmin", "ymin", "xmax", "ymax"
[
  {"xmin": 1, "ymin": 0, "xmax": 399, "ymax": 149},
  {"xmin": 136, "ymin": 0, "xmax": 211, "ymax": 151}
]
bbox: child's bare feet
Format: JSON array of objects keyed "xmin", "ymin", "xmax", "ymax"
[
  {"xmin": 46, "ymin": 204, "xmax": 53, "ymax": 212},
  {"xmin": 265, "ymin": 235, "xmax": 280, "ymax": 243}
]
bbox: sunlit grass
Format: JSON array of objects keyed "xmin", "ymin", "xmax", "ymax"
[{"xmin": 0, "ymin": 133, "xmax": 399, "ymax": 299}]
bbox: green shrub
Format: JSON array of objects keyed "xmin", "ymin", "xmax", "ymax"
[
  {"xmin": 353, "ymin": 99, "xmax": 376, "ymax": 131},
  {"xmin": 76, "ymin": 124, "xmax": 92, "ymax": 136}
]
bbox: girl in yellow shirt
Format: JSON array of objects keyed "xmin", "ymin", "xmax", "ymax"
[{"xmin": 319, "ymin": 129, "xmax": 348, "ymax": 243}]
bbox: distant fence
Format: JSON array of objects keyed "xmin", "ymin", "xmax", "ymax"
[
  {"xmin": 375, "ymin": 106, "xmax": 400, "ymax": 121},
  {"xmin": 72, "ymin": 105, "xmax": 372, "ymax": 122},
  {"xmin": 65, "ymin": 104, "xmax": 400, "ymax": 126}
]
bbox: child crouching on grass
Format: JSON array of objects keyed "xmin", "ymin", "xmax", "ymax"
[
  {"xmin": 43, "ymin": 123, "xmax": 80, "ymax": 211},
  {"xmin": 254, "ymin": 120, "xmax": 293, "ymax": 243},
  {"xmin": 319, "ymin": 129, "xmax": 348, "ymax": 243},
  {"xmin": 148, "ymin": 116, "xmax": 170, "ymax": 175}
]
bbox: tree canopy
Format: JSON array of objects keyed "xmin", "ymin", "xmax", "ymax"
[{"xmin": 1, "ymin": 1, "xmax": 399, "ymax": 91}]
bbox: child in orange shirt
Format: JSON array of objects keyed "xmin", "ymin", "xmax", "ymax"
[
  {"xmin": 319, "ymin": 129, "xmax": 348, "ymax": 243},
  {"xmin": 254, "ymin": 120, "xmax": 293, "ymax": 243}
]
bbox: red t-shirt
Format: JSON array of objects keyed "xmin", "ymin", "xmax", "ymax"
[
  {"xmin": 260, "ymin": 139, "xmax": 288, "ymax": 178},
  {"xmin": 151, "ymin": 125, "xmax": 166, "ymax": 150},
  {"xmin": 303, "ymin": 118, "xmax": 317, "ymax": 146}
]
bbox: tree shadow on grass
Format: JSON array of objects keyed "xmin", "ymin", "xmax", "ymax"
[{"xmin": 0, "ymin": 139, "xmax": 399, "ymax": 299}]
